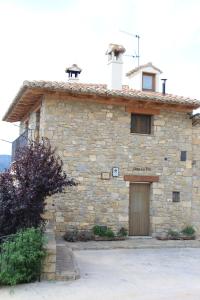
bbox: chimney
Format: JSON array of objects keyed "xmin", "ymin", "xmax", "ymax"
[
  {"xmin": 161, "ymin": 78, "xmax": 167, "ymax": 95},
  {"xmin": 65, "ymin": 64, "xmax": 82, "ymax": 82},
  {"xmin": 106, "ymin": 44, "xmax": 126, "ymax": 90}
]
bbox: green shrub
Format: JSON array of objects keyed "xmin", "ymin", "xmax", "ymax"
[
  {"xmin": 168, "ymin": 229, "xmax": 180, "ymax": 239},
  {"xmin": 105, "ymin": 228, "xmax": 115, "ymax": 238},
  {"xmin": 0, "ymin": 228, "xmax": 46, "ymax": 286},
  {"xmin": 93, "ymin": 225, "xmax": 107, "ymax": 236},
  {"xmin": 117, "ymin": 227, "xmax": 128, "ymax": 237},
  {"xmin": 181, "ymin": 225, "xmax": 195, "ymax": 236},
  {"xmin": 92, "ymin": 225, "xmax": 115, "ymax": 238}
]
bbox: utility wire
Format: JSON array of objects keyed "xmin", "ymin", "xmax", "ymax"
[{"xmin": 0, "ymin": 138, "xmax": 12, "ymax": 144}]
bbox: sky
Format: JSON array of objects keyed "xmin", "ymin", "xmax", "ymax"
[{"xmin": 0, "ymin": 0, "xmax": 200, "ymax": 154}]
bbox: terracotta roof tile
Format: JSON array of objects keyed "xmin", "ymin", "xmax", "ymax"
[
  {"xmin": 22, "ymin": 80, "xmax": 199, "ymax": 106},
  {"xmin": 3, "ymin": 80, "xmax": 200, "ymax": 122}
]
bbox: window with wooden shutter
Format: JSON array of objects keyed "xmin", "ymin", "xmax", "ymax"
[{"xmin": 131, "ymin": 114, "xmax": 151, "ymax": 134}]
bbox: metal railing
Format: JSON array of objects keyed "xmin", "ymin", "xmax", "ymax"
[{"xmin": 12, "ymin": 130, "xmax": 28, "ymax": 161}]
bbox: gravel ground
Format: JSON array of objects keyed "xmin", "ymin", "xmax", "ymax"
[{"xmin": 1, "ymin": 248, "xmax": 200, "ymax": 300}]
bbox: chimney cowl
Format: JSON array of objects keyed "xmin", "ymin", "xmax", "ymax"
[
  {"xmin": 65, "ymin": 64, "xmax": 82, "ymax": 81},
  {"xmin": 106, "ymin": 43, "xmax": 126, "ymax": 57}
]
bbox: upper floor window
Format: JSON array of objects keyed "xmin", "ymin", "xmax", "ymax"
[
  {"xmin": 131, "ymin": 114, "xmax": 152, "ymax": 134},
  {"xmin": 142, "ymin": 72, "xmax": 155, "ymax": 91}
]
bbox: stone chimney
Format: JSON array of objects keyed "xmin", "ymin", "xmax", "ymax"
[
  {"xmin": 106, "ymin": 44, "xmax": 126, "ymax": 90},
  {"xmin": 65, "ymin": 64, "xmax": 82, "ymax": 82}
]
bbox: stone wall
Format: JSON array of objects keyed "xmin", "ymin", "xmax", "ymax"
[
  {"xmin": 41, "ymin": 231, "xmax": 56, "ymax": 281},
  {"xmin": 192, "ymin": 123, "xmax": 200, "ymax": 234},
  {"xmin": 39, "ymin": 94, "xmax": 195, "ymax": 236}
]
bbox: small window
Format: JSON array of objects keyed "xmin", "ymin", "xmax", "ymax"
[
  {"xmin": 131, "ymin": 114, "xmax": 151, "ymax": 134},
  {"xmin": 180, "ymin": 151, "xmax": 187, "ymax": 161},
  {"xmin": 172, "ymin": 191, "xmax": 180, "ymax": 202},
  {"xmin": 142, "ymin": 72, "xmax": 155, "ymax": 91}
]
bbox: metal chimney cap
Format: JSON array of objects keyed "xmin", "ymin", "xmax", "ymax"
[
  {"xmin": 106, "ymin": 43, "xmax": 126, "ymax": 56},
  {"xmin": 65, "ymin": 64, "xmax": 82, "ymax": 74}
]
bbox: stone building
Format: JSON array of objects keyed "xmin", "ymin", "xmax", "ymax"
[{"xmin": 3, "ymin": 44, "xmax": 200, "ymax": 237}]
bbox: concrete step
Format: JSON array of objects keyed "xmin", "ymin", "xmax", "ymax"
[{"xmin": 56, "ymin": 243, "xmax": 80, "ymax": 281}]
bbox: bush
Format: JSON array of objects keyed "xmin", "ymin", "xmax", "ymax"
[
  {"xmin": 0, "ymin": 228, "xmax": 46, "ymax": 286},
  {"xmin": 0, "ymin": 139, "xmax": 76, "ymax": 237},
  {"xmin": 105, "ymin": 228, "xmax": 115, "ymax": 238},
  {"xmin": 93, "ymin": 225, "xmax": 107, "ymax": 237},
  {"xmin": 181, "ymin": 225, "xmax": 195, "ymax": 236},
  {"xmin": 92, "ymin": 225, "xmax": 115, "ymax": 238},
  {"xmin": 117, "ymin": 227, "xmax": 128, "ymax": 237},
  {"xmin": 63, "ymin": 229, "xmax": 78, "ymax": 242},
  {"xmin": 168, "ymin": 229, "xmax": 180, "ymax": 239},
  {"xmin": 63, "ymin": 229, "xmax": 94, "ymax": 242},
  {"xmin": 77, "ymin": 230, "xmax": 94, "ymax": 242}
]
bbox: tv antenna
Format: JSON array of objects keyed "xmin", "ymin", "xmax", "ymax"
[{"xmin": 120, "ymin": 30, "xmax": 140, "ymax": 66}]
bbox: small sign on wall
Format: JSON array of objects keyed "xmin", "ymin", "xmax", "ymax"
[
  {"xmin": 112, "ymin": 167, "xmax": 119, "ymax": 177},
  {"xmin": 101, "ymin": 172, "xmax": 110, "ymax": 180}
]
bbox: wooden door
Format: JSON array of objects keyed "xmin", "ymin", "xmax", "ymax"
[{"xmin": 129, "ymin": 183, "xmax": 150, "ymax": 236}]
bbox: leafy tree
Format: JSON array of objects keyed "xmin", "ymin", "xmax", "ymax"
[{"xmin": 0, "ymin": 139, "xmax": 76, "ymax": 237}]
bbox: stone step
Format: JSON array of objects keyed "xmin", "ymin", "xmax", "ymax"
[{"xmin": 56, "ymin": 243, "xmax": 80, "ymax": 281}]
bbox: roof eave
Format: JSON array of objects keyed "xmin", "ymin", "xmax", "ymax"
[
  {"xmin": 2, "ymin": 85, "xmax": 28, "ymax": 122},
  {"xmin": 3, "ymin": 82, "xmax": 200, "ymax": 122}
]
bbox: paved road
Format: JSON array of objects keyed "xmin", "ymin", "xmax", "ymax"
[{"xmin": 1, "ymin": 248, "xmax": 200, "ymax": 300}]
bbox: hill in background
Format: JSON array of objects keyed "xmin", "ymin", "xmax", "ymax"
[{"xmin": 0, "ymin": 155, "xmax": 11, "ymax": 172}]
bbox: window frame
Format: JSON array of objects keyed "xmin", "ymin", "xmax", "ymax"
[
  {"xmin": 131, "ymin": 113, "xmax": 152, "ymax": 135},
  {"xmin": 172, "ymin": 191, "xmax": 180, "ymax": 202},
  {"xmin": 142, "ymin": 72, "xmax": 156, "ymax": 91},
  {"xmin": 180, "ymin": 151, "xmax": 187, "ymax": 161}
]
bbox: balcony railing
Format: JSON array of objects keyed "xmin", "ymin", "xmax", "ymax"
[{"xmin": 12, "ymin": 130, "xmax": 28, "ymax": 161}]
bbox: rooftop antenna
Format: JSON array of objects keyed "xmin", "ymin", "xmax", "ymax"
[{"xmin": 120, "ymin": 30, "xmax": 140, "ymax": 66}]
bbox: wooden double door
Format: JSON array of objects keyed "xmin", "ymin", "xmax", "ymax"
[{"xmin": 129, "ymin": 183, "xmax": 150, "ymax": 236}]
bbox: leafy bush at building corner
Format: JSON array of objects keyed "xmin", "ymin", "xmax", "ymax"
[
  {"xmin": 181, "ymin": 225, "xmax": 195, "ymax": 236},
  {"xmin": 0, "ymin": 228, "xmax": 46, "ymax": 286},
  {"xmin": 0, "ymin": 139, "xmax": 76, "ymax": 237}
]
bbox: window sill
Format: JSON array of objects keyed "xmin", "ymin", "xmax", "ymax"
[
  {"xmin": 130, "ymin": 132, "xmax": 155, "ymax": 137},
  {"xmin": 142, "ymin": 89, "xmax": 155, "ymax": 92}
]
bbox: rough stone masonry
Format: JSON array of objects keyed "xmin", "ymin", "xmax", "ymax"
[{"xmin": 24, "ymin": 94, "xmax": 200, "ymax": 237}]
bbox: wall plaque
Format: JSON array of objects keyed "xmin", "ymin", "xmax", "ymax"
[
  {"xmin": 132, "ymin": 167, "xmax": 151, "ymax": 172},
  {"xmin": 101, "ymin": 172, "xmax": 110, "ymax": 180}
]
